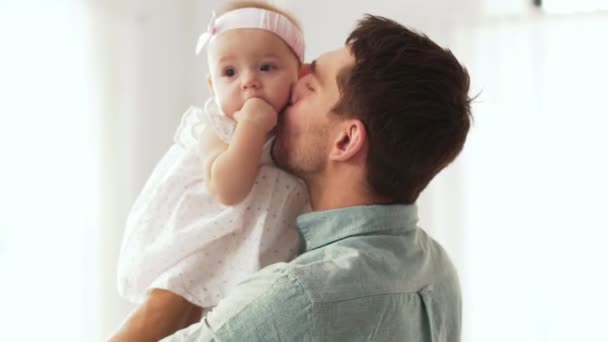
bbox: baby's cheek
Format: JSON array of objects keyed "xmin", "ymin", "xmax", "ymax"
[
  {"xmin": 271, "ymin": 89, "xmax": 290, "ymax": 111},
  {"xmin": 217, "ymin": 94, "xmax": 240, "ymax": 118},
  {"xmin": 217, "ymin": 86, "xmax": 240, "ymax": 113},
  {"xmin": 275, "ymin": 79, "xmax": 296, "ymax": 107}
]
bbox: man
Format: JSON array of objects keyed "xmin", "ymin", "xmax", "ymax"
[{"xmin": 164, "ymin": 14, "xmax": 471, "ymax": 341}]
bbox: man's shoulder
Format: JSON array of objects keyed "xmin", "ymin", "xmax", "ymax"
[
  {"xmin": 219, "ymin": 261, "xmax": 309, "ymax": 312},
  {"xmin": 200, "ymin": 262, "xmax": 313, "ymax": 340},
  {"xmin": 285, "ymin": 227, "xmax": 460, "ymax": 303},
  {"xmin": 162, "ymin": 263, "xmax": 312, "ymax": 341}
]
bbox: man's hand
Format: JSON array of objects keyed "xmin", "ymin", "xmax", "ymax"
[{"xmin": 234, "ymin": 97, "xmax": 277, "ymax": 133}]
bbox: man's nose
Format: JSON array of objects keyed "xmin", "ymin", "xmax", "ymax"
[
  {"xmin": 242, "ymin": 71, "xmax": 261, "ymax": 89},
  {"xmin": 298, "ymin": 63, "xmax": 312, "ymax": 79}
]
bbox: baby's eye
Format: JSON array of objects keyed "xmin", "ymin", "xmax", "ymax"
[
  {"xmin": 222, "ymin": 67, "xmax": 236, "ymax": 77},
  {"xmin": 260, "ymin": 64, "xmax": 276, "ymax": 72}
]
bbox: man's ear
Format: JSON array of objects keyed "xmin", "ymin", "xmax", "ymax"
[
  {"xmin": 207, "ymin": 75, "xmax": 215, "ymax": 95},
  {"xmin": 329, "ymin": 119, "xmax": 367, "ymax": 162}
]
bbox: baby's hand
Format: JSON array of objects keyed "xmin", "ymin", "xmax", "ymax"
[{"xmin": 233, "ymin": 97, "xmax": 277, "ymax": 133}]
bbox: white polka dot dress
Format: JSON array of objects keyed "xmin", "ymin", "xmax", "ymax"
[{"xmin": 117, "ymin": 99, "xmax": 309, "ymax": 308}]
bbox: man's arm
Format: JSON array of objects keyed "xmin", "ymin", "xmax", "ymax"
[{"xmin": 109, "ymin": 289, "xmax": 203, "ymax": 342}]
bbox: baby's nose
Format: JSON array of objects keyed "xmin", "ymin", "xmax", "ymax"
[
  {"xmin": 242, "ymin": 77, "xmax": 260, "ymax": 89},
  {"xmin": 242, "ymin": 71, "xmax": 261, "ymax": 89}
]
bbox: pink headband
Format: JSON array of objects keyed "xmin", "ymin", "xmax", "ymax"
[{"xmin": 195, "ymin": 8, "xmax": 305, "ymax": 63}]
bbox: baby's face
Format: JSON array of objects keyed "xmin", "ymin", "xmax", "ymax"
[{"xmin": 207, "ymin": 29, "xmax": 300, "ymax": 118}]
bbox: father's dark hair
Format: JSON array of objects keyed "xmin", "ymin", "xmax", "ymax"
[{"xmin": 333, "ymin": 15, "xmax": 473, "ymax": 204}]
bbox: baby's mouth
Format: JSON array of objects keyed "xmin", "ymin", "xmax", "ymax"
[{"xmin": 243, "ymin": 89, "xmax": 263, "ymax": 99}]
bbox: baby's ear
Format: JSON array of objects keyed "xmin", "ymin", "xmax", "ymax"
[{"xmin": 207, "ymin": 75, "xmax": 214, "ymax": 95}]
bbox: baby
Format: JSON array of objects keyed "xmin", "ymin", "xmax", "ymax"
[{"xmin": 112, "ymin": 1, "xmax": 308, "ymax": 340}]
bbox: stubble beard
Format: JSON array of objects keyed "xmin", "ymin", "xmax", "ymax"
[
  {"xmin": 271, "ymin": 133, "xmax": 303, "ymax": 177},
  {"xmin": 271, "ymin": 129, "xmax": 328, "ymax": 184}
]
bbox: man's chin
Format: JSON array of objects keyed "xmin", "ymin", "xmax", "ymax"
[
  {"xmin": 270, "ymin": 138, "xmax": 283, "ymax": 167},
  {"xmin": 276, "ymin": 107, "xmax": 289, "ymax": 125},
  {"xmin": 270, "ymin": 138, "xmax": 290, "ymax": 172}
]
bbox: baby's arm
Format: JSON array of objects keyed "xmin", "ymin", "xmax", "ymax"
[
  {"xmin": 201, "ymin": 98, "xmax": 277, "ymax": 206},
  {"xmin": 109, "ymin": 289, "xmax": 203, "ymax": 342}
]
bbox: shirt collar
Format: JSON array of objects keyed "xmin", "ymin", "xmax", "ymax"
[{"xmin": 296, "ymin": 204, "xmax": 418, "ymax": 252}]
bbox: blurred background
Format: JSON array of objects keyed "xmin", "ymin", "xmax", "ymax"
[{"xmin": 1, "ymin": 0, "xmax": 607, "ymax": 341}]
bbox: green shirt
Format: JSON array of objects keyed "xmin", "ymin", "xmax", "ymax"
[{"xmin": 163, "ymin": 204, "xmax": 461, "ymax": 341}]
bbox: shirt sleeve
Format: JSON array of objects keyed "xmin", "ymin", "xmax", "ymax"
[{"xmin": 161, "ymin": 263, "xmax": 314, "ymax": 342}]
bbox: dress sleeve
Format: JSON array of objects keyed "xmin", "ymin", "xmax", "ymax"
[
  {"xmin": 173, "ymin": 106, "xmax": 205, "ymax": 149},
  {"xmin": 172, "ymin": 98, "xmax": 236, "ymax": 149},
  {"xmin": 201, "ymin": 98, "xmax": 236, "ymax": 144}
]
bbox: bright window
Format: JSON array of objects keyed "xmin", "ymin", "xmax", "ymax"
[{"xmin": 0, "ymin": 1, "xmax": 100, "ymax": 341}]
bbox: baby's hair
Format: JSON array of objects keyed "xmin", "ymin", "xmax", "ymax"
[{"xmin": 217, "ymin": 0, "xmax": 302, "ymax": 31}]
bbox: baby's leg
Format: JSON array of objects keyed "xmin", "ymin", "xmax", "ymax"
[{"xmin": 109, "ymin": 288, "xmax": 196, "ymax": 342}]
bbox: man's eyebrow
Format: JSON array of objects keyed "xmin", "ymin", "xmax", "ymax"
[{"xmin": 311, "ymin": 59, "xmax": 323, "ymax": 85}]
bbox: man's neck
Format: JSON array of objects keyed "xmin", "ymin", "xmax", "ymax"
[{"xmin": 306, "ymin": 170, "xmax": 385, "ymax": 212}]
